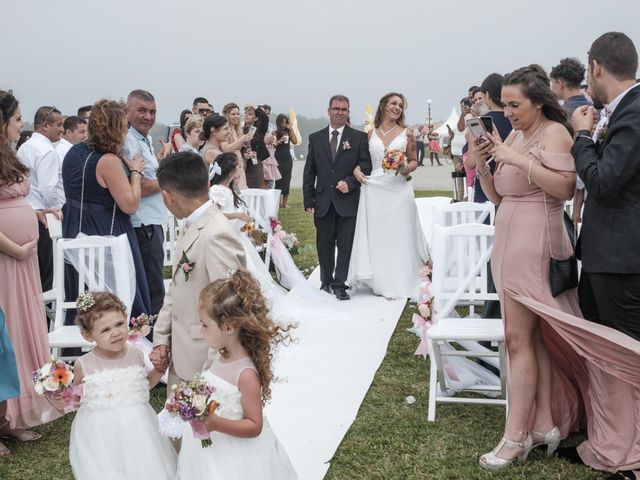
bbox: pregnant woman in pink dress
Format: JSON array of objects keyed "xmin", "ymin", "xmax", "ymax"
[
  {"xmin": 472, "ymin": 67, "xmax": 640, "ymax": 476},
  {"xmin": 0, "ymin": 91, "xmax": 60, "ymax": 442}
]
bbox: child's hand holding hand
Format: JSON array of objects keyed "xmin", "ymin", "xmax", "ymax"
[{"xmin": 150, "ymin": 347, "xmax": 170, "ymax": 372}]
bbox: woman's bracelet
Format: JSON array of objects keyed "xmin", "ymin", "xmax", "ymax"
[
  {"xmin": 130, "ymin": 170, "xmax": 142, "ymax": 178},
  {"xmin": 477, "ymin": 167, "xmax": 491, "ymax": 177}
]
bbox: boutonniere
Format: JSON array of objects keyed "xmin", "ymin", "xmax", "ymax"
[
  {"xmin": 342, "ymin": 140, "xmax": 351, "ymax": 151},
  {"xmin": 596, "ymin": 124, "xmax": 609, "ymax": 143},
  {"xmin": 178, "ymin": 251, "xmax": 195, "ymax": 281}
]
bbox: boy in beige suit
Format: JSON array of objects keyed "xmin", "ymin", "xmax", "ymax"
[{"xmin": 150, "ymin": 151, "xmax": 246, "ymax": 387}]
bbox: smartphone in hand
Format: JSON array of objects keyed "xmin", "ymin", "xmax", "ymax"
[{"xmin": 466, "ymin": 117, "xmax": 491, "ymax": 143}]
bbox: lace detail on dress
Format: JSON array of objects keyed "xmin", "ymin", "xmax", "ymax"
[
  {"xmin": 80, "ymin": 365, "xmax": 150, "ymax": 410},
  {"xmin": 369, "ymin": 129, "xmax": 408, "ymax": 171}
]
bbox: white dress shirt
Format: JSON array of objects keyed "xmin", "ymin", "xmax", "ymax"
[
  {"xmin": 328, "ymin": 124, "xmax": 346, "ymax": 150},
  {"xmin": 54, "ymin": 138, "xmax": 73, "ymax": 165},
  {"xmin": 17, "ymin": 132, "xmax": 65, "ymax": 209},
  {"xmin": 184, "ymin": 200, "xmax": 213, "ymax": 228}
]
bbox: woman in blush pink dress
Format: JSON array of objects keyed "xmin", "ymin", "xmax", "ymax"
[
  {"xmin": 0, "ymin": 91, "xmax": 61, "ymax": 442},
  {"xmin": 472, "ymin": 66, "xmax": 640, "ymax": 477}
]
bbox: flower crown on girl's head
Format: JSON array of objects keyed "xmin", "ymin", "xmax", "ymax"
[{"xmin": 76, "ymin": 292, "xmax": 96, "ymax": 312}]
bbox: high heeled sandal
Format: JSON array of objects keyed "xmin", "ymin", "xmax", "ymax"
[
  {"xmin": 0, "ymin": 440, "xmax": 10, "ymax": 458},
  {"xmin": 531, "ymin": 426, "xmax": 561, "ymax": 456},
  {"xmin": 479, "ymin": 433, "xmax": 533, "ymax": 471},
  {"xmin": 0, "ymin": 428, "xmax": 41, "ymax": 442}
]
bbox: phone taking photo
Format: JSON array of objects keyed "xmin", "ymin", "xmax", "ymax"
[
  {"xmin": 480, "ymin": 116, "xmax": 494, "ymax": 134},
  {"xmin": 466, "ymin": 117, "xmax": 491, "ymax": 142},
  {"xmin": 248, "ymin": 126, "xmax": 257, "ymax": 137}
]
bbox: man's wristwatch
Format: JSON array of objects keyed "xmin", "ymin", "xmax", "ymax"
[{"xmin": 575, "ymin": 129, "xmax": 593, "ymax": 142}]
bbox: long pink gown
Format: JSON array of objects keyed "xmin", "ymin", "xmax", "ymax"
[
  {"xmin": 492, "ymin": 133, "xmax": 640, "ymax": 473},
  {"xmin": 0, "ymin": 179, "xmax": 61, "ymax": 428}
]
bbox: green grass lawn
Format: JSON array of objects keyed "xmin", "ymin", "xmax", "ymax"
[{"xmin": 0, "ymin": 189, "xmax": 605, "ymax": 479}]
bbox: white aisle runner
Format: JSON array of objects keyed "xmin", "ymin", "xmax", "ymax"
[{"xmin": 265, "ymin": 268, "xmax": 406, "ymax": 480}]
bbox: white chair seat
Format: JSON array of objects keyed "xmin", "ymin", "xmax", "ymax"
[
  {"xmin": 428, "ymin": 318, "xmax": 504, "ymax": 342},
  {"xmin": 48, "ymin": 326, "xmax": 95, "ymax": 349},
  {"xmin": 43, "ymin": 289, "xmax": 56, "ymax": 302}
]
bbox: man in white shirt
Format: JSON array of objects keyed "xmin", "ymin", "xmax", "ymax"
[
  {"xmin": 16, "ymin": 105, "xmax": 65, "ymax": 292},
  {"xmin": 54, "ymin": 116, "xmax": 88, "ymax": 164}
]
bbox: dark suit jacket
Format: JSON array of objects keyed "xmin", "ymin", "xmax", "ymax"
[
  {"xmin": 302, "ymin": 125, "xmax": 372, "ymax": 218},
  {"xmin": 573, "ymin": 84, "xmax": 640, "ymax": 273}
]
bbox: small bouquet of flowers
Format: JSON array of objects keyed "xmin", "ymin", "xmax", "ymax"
[
  {"xmin": 270, "ymin": 217, "xmax": 300, "ymax": 254},
  {"xmin": 32, "ymin": 356, "xmax": 79, "ymax": 412},
  {"xmin": 409, "ymin": 260, "xmax": 435, "ymax": 358},
  {"xmin": 382, "ymin": 149, "xmax": 411, "ymax": 180},
  {"xmin": 240, "ymin": 222, "xmax": 265, "ymax": 246},
  {"xmin": 128, "ymin": 313, "xmax": 157, "ymax": 342},
  {"xmin": 163, "ymin": 374, "xmax": 219, "ymax": 447}
]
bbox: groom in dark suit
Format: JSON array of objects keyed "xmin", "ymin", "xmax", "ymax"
[
  {"xmin": 303, "ymin": 95, "xmax": 372, "ymax": 300},
  {"xmin": 572, "ymin": 32, "xmax": 640, "ymax": 341}
]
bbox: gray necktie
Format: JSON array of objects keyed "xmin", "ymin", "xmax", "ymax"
[{"xmin": 330, "ymin": 129, "xmax": 339, "ymax": 161}]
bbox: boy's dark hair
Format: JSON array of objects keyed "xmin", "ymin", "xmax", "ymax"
[
  {"xmin": 63, "ymin": 115, "xmax": 87, "ymax": 132},
  {"xmin": 157, "ymin": 151, "xmax": 209, "ymax": 197},
  {"xmin": 550, "ymin": 58, "xmax": 586, "ymax": 88},
  {"xmin": 588, "ymin": 32, "xmax": 638, "ymax": 81},
  {"xmin": 77, "ymin": 105, "xmax": 92, "ymax": 116}
]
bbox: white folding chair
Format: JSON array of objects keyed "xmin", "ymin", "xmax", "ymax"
[
  {"xmin": 162, "ymin": 214, "xmax": 182, "ymax": 290},
  {"xmin": 43, "ymin": 214, "xmax": 63, "ymax": 322},
  {"xmin": 48, "ymin": 235, "xmax": 136, "ymax": 360},
  {"xmin": 432, "ymin": 201, "xmax": 495, "ymax": 227},
  {"xmin": 414, "ymin": 196, "xmax": 453, "ymax": 245},
  {"xmin": 426, "ymin": 223, "xmax": 507, "ymax": 422},
  {"xmin": 241, "ymin": 188, "xmax": 281, "ymax": 267}
]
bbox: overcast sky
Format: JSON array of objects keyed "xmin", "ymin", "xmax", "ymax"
[{"xmin": 3, "ymin": 0, "xmax": 639, "ymax": 126}]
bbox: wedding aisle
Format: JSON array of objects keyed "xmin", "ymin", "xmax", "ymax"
[{"xmin": 265, "ymin": 268, "xmax": 407, "ymax": 480}]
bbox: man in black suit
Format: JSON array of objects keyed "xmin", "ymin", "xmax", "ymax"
[
  {"xmin": 572, "ymin": 32, "xmax": 640, "ymax": 341},
  {"xmin": 303, "ymin": 95, "xmax": 372, "ymax": 300}
]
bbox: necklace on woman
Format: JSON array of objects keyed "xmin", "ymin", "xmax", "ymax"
[
  {"xmin": 521, "ymin": 120, "xmax": 546, "ymax": 149},
  {"xmin": 378, "ymin": 125, "xmax": 396, "ymax": 137}
]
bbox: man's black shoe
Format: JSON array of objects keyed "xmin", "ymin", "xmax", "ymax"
[
  {"xmin": 333, "ymin": 288, "xmax": 350, "ymax": 301},
  {"xmin": 320, "ymin": 284, "xmax": 331, "ymax": 294},
  {"xmin": 555, "ymin": 446, "xmax": 584, "ymax": 465}
]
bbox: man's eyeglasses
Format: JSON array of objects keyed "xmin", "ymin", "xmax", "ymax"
[
  {"xmin": 198, "ymin": 108, "xmax": 212, "ymax": 115},
  {"xmin": 41, "ymin": 106, "xmax": 58, "ymax": 124}
]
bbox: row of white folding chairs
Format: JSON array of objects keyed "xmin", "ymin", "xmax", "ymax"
[
  {"xmin": 161, "ymin": 189, "xmax": 281, "ymax": 276},
  {"xmin": 423, "ymin": 201, "xmax": 506, "ymax": 422}
]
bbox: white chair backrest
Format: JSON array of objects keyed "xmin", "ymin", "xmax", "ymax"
[
  {"xmin": 241, "ymin": 189, "xmax": 281, "ymax": 231},
  {"xmin": 162, "ymin": 214, "xmax": 182, "ymax": 268},
  {"xmin": 45, "ymin": 213, "xmax": 63, "ymax": 293},
  {"xmin": 53, "ymin": 235, "xmax": 136, "ymax": 330},
  {"xmin": 432, "ymin": 201, "xmax": 495, "ymax": 227},
  {"xmin": 431, "ymin": 223, "xmax": 497, "ymax": 319},
  {"xmin": 415, "ymin": 196, "xmax": 453, "ymax": 245}
]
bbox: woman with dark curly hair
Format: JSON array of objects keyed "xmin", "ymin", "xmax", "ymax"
[{"xmin": 61, "ymin": 99, "xmax": 151, "ymax": 315}]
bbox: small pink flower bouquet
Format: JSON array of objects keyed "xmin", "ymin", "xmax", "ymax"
[
  {"xmin": 32, "ymin": 356, "xmax": 80, "ymax": 412},
  {"xmin": 270, "ymin": 217, "xmax": 300, "ymax": 254},
  {"xmin": 163, "ymin": 374, "xmax": 219, "ymax": 448},
  {"xmin": 128, "ymin": 313, "xmax": 157, "ymax": 342}
]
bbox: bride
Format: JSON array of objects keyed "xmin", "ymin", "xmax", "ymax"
[{"xmin": 350, "ymin": 92, "xmax": 430, "ymax": 299}]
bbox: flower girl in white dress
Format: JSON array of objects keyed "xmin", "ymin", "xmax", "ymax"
[
  {"xmin": 54, "ymin": 292, "xmax": 177, "ymax": 480},
  {"xmin": 176, "ymin": 269, "xmax": 298, "ymax": 479}
]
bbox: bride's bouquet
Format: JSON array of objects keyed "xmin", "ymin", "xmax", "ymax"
[
  {"xmin": 382, "ymin": 149, "xmax": 411, "ymax": 180},
  {"xmin": 160, "ymin": 374, "xmax": 219, "ymax": 447},
  {"xmin": 32, "ymin": 356, "xmax": 80, "ymax": 412}
]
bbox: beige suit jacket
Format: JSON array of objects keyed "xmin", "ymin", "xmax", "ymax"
[{"xmin": 153, "ymin": 203, "xmax": 246, "ymax": 381}]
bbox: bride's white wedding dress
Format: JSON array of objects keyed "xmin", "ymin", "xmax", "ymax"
[{"xmin": 348, "ymin": 129, "xmax": 429, "ymax": 299}]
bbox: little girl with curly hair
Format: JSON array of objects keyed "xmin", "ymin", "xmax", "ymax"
[
  {"xmin": 55, "ymin": 291, "xmax": 177, "ymax": 479},
  {"xmin": 176, "ymin": 269, "xmax": 298, "ymax": 479}
]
